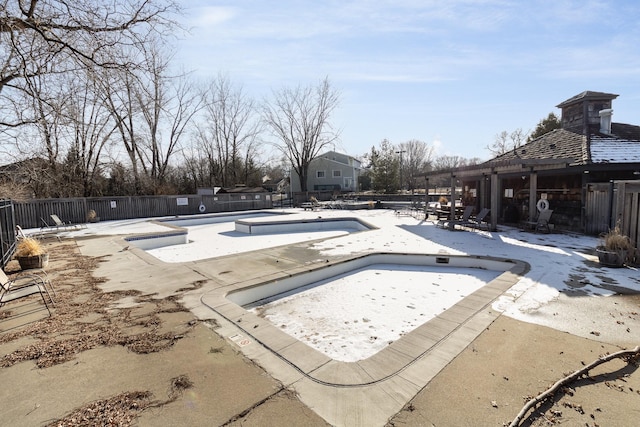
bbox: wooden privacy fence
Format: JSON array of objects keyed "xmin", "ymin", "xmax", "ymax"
[
  {"xmin": 13, "ymin": 193, "xmax": 273, "ymax": 229},
  {"xmin": 585, "ymin": 180, "xmax": 640, "ymax": 247},
  {"xmin": 585, "ymin": 182, "xmax": 614, "ymax": 235},
  {"xmin": 612, "ymin": 181, "xmax": 640, "ymax": 249}
]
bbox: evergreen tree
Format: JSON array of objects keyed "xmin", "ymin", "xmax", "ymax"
[
  {"xmin": 369, "ymin": 140, "xmax": 399, "ymax": 194},
  {"xmin": 528, "ymin": 112, "xmax": 561, "ymax": 141}
]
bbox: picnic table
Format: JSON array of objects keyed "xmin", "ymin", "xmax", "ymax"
[{"xmin": 434, "ymin": 206, "xmax": 465, "ymax": 220}]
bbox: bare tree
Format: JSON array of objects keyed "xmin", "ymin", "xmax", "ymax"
[
  {"xmin": 0, "ymin": 0, "xmax": 179, "ymax": 96},
  {"xmin": 195, "ymin": 74, "xmax": 262, "ymax": 188},
  {"xmin": 64, "ymin": 73, "xmax": 118, "ymax": 196},
  {"xmin": 433, "ymin": 155, "xmax": 465, "ymax": 171},
  {"xmin": 7, "ymin": 70, "xmax": 118, "ymax": 197},
  {"xmin": 11, "ymin": 70, "xmax": 68, "ymax": 196},
  {"xmin": 101, "ymin": 60, "xmax": 202, "ymax": 195},
  {"xmin": 181, "ymin": 145, "xmax": 213, "ymax": 191},
  {"xmin": 0, "ymin": 0, "xmax": 180, "ymax": 195},
  {"xmin": 398, "ymin": 139, "xmax": 434, "ymax": 191},
  {"xmin": 21, "ymin": 71, "xmax": 66, "ymax": 165},
  {"xmin": 133, "ymin": 46, "xmax": 203, "ymax": 193},
  {"xmin": 486, "ymin": 128, "xmax": 528, "ymax": 156},
  {"xmin": 262, "ymin": 77, "xmax": 340, "ymax": 192},
  {"xmin": 100, "ymin": 68, "xmax": 145, "ymax": 192}
]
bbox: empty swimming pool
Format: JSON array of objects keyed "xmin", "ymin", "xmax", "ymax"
[
  {"xmin": 225, "ymin": 253, "xmax": 520, "ymax": 362},
  {"xmin": 131, "ymin": 213, "xmax": 375, "ymax": 262}
]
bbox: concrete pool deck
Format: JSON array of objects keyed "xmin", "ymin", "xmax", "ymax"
[
  {"xmin": 69, "ymin": 213, "xmax": 531, "ymax": 426},
  {"xmin": 75, "ymin": 246, "xmax": 518, "ymax": 426},
  {"xmin": 60, "ymin": 208, "xmax": 640, "ymax": 426}
]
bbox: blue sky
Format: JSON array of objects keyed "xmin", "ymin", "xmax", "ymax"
[{"xmin": 174, "ymin": 1, "xmax": 640, "ymax": 162}]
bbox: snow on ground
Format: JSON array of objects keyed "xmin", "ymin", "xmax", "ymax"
[
  {"xmin": 309, "ymin": 210, "xmax": 640, "ymax": 343},
  {"xmin": 52, "ymin": 208, "xmax": 640, "ymax": 351},
  {"xmin": 148, "ymin": 221, "xmax": 352, "ymax": 263}
]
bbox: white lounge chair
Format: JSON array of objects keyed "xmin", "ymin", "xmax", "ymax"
[{"xmin": 0, "ymin": 270, "xmax": 55, "ymax": 316}]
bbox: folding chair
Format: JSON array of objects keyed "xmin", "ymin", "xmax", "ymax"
[
  {"xmin": 465, "ymin": 208, "xmax": 491, "ymax": 230},
  {"xmin": 522, "ymin": 209, "xmax": 554, "ymax": 233},
  {"xmin": 50, "ymin": 214, "xmax": 74, "ymax": 230},
  {"xmin": 438, "ymin": 206, "xmax": 474, "ymax": 230}
]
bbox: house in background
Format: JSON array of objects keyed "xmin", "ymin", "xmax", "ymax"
[
  {"xmin": 290, "ymin": 150, "xmax": 362, "ymax": 193},
  {"xmin": 427, "ymin": 90, "xmax": 640, "ymax": 234}
]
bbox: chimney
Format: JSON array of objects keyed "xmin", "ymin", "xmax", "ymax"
[{"xmin": 599, "ymin": 108, "xmax": 613, "ymax": 134}]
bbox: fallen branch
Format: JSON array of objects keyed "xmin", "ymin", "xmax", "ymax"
[{"xmin": 509, "ymin": 345, "xmax": 640, "ymax": 427}]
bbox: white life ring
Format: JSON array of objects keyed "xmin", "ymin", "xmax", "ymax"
[
  {"xmin": 536, "ymin": 199, "xmax": 549, "ymax": 212},
  {"xmin": 198, "ymin": 203, "xmax": 206, "ymax": 213}
]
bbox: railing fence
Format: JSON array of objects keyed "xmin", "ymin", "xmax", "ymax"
[
  {"xmin": 0, "ymin": 199, "xmax": 16, "ymax": 269},
  {"xmin": 13, "ymin": 193, "xmax": 273, "ymax": 229}
]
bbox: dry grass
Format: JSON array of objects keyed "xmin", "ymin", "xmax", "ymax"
[
  {"xmin": 15, "ymin": 237, "xmax": 46, "ymax": 257},
  {"xmin": 600, "ymin": 225, "xmax": 634, "ymax": 251}
]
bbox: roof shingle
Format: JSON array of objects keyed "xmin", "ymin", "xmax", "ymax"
[{"xmin": 486, "ymin": 129, "xmax": 587, "ymax": 166}]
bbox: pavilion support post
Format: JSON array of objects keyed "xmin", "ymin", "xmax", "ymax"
[
  {"xmin": 424, "ymin": 178, "xmax": 429, "ymax": 220},
  {"xmin": 490, "ymin": 172, "xmax": 499, "ymax": 231},
  {"xmin": 450, "ymin": 174, "xmax": 457, "ymax": 223},
  {"xmin": 528, "ymin": 171, "xmax": 538, "ymax": 222},
  {"xmin": 480, "ymin": 175, "xmax": 488, "ymax": 210}
]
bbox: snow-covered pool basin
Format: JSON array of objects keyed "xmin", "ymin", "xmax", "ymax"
[
  {"xmin": 128, "ymin": 213, "xmax": 375, "ymax": 261},
  {"xmin": 125, "ymin": 231, "xmax": 188, "ymax": 250},
  {"xmin": 234, "ymin": 216, "xmax": 374, "ymax": 234},
  {"xmin": 227, "ymin": 253, "xmax": 518, "ymax": 362}
]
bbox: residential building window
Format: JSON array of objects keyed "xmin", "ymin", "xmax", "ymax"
[
  {"xmin": 332, "ymin": 170, "xmax": 342, "ymax": 178},
  {"xmin": 317, "ymin": 170, "xmax": 326, "ymax": 178}
]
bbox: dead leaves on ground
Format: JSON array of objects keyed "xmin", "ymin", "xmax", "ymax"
[
  {"xmin": 46, "ymin": 391, "xmax": 153, "ymax": 427},
  {"xmin": 0, "ymin": 240, "xmax": 195, "ymax": 368},
  {"xmin": 46, "ymin": 373, "xmax": 195, "ymax": 427}
]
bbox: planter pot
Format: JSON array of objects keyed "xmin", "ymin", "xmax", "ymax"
[
  {"xmin": 17, "ymin": 253, "xmax": 49, "ymax": 270},
  {"xmin": 88, "ymin": 216, "xmax": 100, "ymax": 223},
  {"xmin": 596, "ymin": 247, "xmax": 627, "ymax": 267}
]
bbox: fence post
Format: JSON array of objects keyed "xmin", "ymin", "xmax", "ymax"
[
  {"xmin": 607, "ymin": 180, "xmax": 615, "ymax": 230},
  {"xmin": 0, "ymin": 199, "xmax": 17, "ymax": 269}
]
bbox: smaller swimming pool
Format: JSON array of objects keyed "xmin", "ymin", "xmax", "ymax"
[
  {"xmin": 161, "ymin": 211, "xmax": 281, "ymax": 227},
  {"xmin": 128, "ymin": 213, "xmax": 375, "ymax": 262},
  {"xmin": 234, "ymin": 216, "xmax": 373, "ymax": 234},
  {"xmin": 125, "ymin": 231, "xmax": 188, "ymax": 250}
]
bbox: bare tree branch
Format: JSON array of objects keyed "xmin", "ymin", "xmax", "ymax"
[
  {"xmin": 262, "ymin": 77, "xmax": 340, "ymax": 192},
  {"xmin": 510, "ymin": 345, "xmax": 640, "ymax": 427}
]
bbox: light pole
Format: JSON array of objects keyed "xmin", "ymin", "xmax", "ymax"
[
  {"xmin": 289, "ymin": 167, "xmax": 293, "ymax": 207},
  {"xmin": 395, "ymin": 150, "xmax": 406, "ymax": 191}
]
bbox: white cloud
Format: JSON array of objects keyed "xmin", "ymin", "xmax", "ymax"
[
  {"xmin": 190, "ymin": 6, "xmax": 236, "ymax": 28},
  {"xmin": 431, "ymin": 138, "xmax": 443, "ymax": 155}
]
